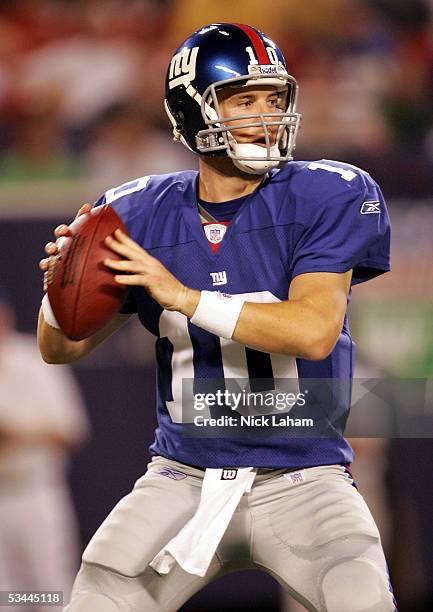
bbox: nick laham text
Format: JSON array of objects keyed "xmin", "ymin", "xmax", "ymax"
[{"xmin": 193, "ymin": 415, "xmax": 314, "ymax": 427}]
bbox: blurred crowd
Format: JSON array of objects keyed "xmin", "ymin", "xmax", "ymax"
[{"xmin": 0, "ymin": 0, "xmax": 432, "ymax": 188}]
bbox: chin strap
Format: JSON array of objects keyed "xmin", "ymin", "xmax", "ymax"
[{"xmin": 230, "ymin": 142, "xmax": 281, "ymax": 175}]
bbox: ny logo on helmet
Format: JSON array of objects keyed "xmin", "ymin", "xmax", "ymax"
[{"xmin": 168, "ymin": 47, "xmax": 199, "ymax": 89}]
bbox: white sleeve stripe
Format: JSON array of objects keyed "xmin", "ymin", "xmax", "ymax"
[
  {"xmin": 307, "ymin": 162, "xmax": 357, "ymax": 182},
  {"xmin": 104, "ymin": 175, "xmax": 151, "ymax": 204}
]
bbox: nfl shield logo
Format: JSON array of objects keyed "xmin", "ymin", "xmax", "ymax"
[
  {"xmin": 210, "ymin": 228, "xmax": 221, "ymax": 241},
  {"xmin": 284, "ymin": 470, "xmax": 306, "ymax": 485},
  {"xmin": 290, "ymin": 472, "xmax": 304, "ymax": 484},
  {"xmin": 204, "ymin": 223, "xmax": 227, "ymax": 244}
]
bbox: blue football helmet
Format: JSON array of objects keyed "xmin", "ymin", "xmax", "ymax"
[{"xmin": 164, "ymin": 23, "xmax": 302, "ymax": 175}]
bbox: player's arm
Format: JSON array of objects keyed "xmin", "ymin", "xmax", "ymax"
[
  {"xmin": 177, "ymin": 270, "xmax": 351, "ymax": 359},
  {"xmin": 230, "ymin": 271, "xmax": 351, "ymax": 359},
  {"xmin": 38, "ymin": 310, "xmax": 131, "ymax": 364},
  {"xmin": 104, "ymin": 230, "xmax": 351, "ymax": 361},
  {"xmin": 38, "ymin": 204, "xmax": 131, "ymax": 364}
]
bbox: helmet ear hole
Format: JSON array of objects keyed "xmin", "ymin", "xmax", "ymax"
[
  {"xmin": 170, "ymin": 106, "xmax": 187, "ymax": 138},
  {"xmin": 175, "ymin": 110, "xmax": 185, "ymax": 126}
]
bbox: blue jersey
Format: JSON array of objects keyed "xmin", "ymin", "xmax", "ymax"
[{"xmin": 95, "ymin": 159, "xmax": 390, "ymax": 468}]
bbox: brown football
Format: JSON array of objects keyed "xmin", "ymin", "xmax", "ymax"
[{"xmin": 47, "ymin": 204, "xmax": 128, "ymax": 340}]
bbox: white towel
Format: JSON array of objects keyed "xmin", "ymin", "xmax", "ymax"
[{"xmin": 150, "ymin": 467, "xmax": 256, "ymax": 577}]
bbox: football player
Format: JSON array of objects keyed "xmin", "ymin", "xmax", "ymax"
[{"xmin": 38, "ymin": 23, "xmax": 396, "ymax": 612}]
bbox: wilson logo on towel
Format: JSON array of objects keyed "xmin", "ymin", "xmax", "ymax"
[{"xmin": 221, "ymin": 469, "xmax": 238, "ymax": 480}]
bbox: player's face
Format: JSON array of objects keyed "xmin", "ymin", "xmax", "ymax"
[{"xmin": 216, "ymin": 84, "xmax": 286, "ymax": 147}]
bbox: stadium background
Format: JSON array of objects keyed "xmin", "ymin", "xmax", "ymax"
[{"xmin": 0, "ymin": 1, "xmax": 432, "ymax": 610}]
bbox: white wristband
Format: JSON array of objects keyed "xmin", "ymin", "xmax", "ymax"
[
  {"xmin": 190, "ymin": 291, "xmax": 245, "ymax": 339},
  {"xmin": 41, "ymin": 294, "xmax": 60, "ymax": 329}
]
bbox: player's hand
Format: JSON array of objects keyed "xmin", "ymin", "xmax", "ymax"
[
  {"xmin": 39, "ymin": 203, "xmax": 91, "ymax": 291},
  {"xmin": 104, "ymin": 229, "xmax": 196, "ymax": 313}
]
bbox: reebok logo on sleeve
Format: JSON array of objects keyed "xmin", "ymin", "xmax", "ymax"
[{"xmin": 360, "ymin": 201, "xmax": 380, "ymax": 214}]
